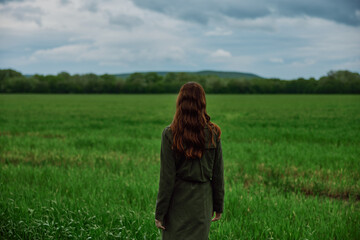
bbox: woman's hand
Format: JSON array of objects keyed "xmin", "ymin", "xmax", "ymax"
[
  {"xmin": 212, "ymin": 211, "xmax": 222, "ymax": 222},
  {"xmin": 155, "ymin": 219, "xmax": 165, "ymax": 230}
]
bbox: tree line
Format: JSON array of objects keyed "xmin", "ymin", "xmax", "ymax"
[{"xmin": 0, "ymin": 69, "xmax": 359, "ymax": 94}]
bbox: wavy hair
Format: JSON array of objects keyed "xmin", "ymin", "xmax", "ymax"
[{"xmin": 170, "ymin": 82, "xmax": 221, "ymax": 159}]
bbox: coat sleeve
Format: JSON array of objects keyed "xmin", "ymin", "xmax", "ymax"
[
  {"xmin": 155, "ymin": 128, "xmax": 176, "ymax": 223},
  {"xmin": 212, "ymin": 138, "xmax": 224, "ymax": 213}
]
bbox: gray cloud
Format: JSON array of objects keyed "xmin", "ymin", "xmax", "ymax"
[
  {"xmin": 0, "ymin": 27, "xmax": 74, "ymax": 52},
  {"xmin": 60, "ymin": 0, "xmax": 70, "ymax": 5},
  {"xmin": 107, "ymin": 13, "xmax": 143, "ymax": 29},
  {"xmin": 81, "ymin": 1, "xmax": 98, "ymax": 13},
  {"xmin": 1, "ymin": 0, "xmax": 359, "ymax": 78},
  {"xmin": 131, "ymin": 0, "xmax": 360, "ymax": 26},
  {"xmin": 1, "ymin": 5, "xmax": 44, "ymax": 26},
  {"xmin": 0, "ymin": 0, "xmax": 25, "ymax": 4},
  {"xmin": 274, "ymin": 0, "xmax": 360, "ymax": 26}
]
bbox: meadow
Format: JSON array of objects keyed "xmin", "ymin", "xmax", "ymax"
[{"xmin": 0, "ymin": 94, "xmax": 359, "ymax": 239}]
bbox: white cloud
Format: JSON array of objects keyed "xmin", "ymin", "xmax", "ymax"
[
  {"xmin": 0, "ymin": 0, "xmax": 194, "ymax": 69},
  {"xmin": 205, "ymin": 27, "xmax": 232, "ymax": 36},
  {"xmin": 290, "ymin": 58, "xmax": 316, "ymax": 67},
  {"xmin": 225, "ymin": 16, "xmax": 276, "ymax": 31},
  {"xmin": 211, "ymin": 49, "xmax": 232, "ymax": 58},
  {"xmin": 269, "ymin": 58, "xmax": 284, "ymax": 63},
  {"xmin": 0, "ymin": 0, "xmax": 359, "ymax": 78},
  {"xmin": 356, "ymin": 10, "xmax": 360, "ymax": 19},
  {"xmin": 30, "ymin": 44, "xmax": 92, "ymax": 62},
  {"xmin": 332, "ymin": 58, "xmax": 360, "ymax": 71}
]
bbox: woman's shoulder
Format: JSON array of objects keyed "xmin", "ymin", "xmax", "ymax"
[
  {"xmin": 162, "ymin": 125, "xmax": 172, "ymax": 138},
  {"xmin": 207, "ymin": 122, "xmax": 221, "ymax": 142},
  {"xmin": 163, "ymin": 125, "xmax": 171, "ymax": 132}
]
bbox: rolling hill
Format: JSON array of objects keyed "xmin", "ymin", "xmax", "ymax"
[{"xmin": 114, "ymin": 70, "xmax": 262, "ymax": 79}]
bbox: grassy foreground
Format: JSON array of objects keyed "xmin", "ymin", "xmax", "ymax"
[{"xmin": 0, "ymin": 94, "xmax": 359, "ymax": 239}]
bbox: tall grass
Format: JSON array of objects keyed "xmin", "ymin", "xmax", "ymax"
[{"xmin": 1, "ymin": 94, "xmax": 359, "ymax": 239}]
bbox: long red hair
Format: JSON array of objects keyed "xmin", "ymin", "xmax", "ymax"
[{"xmin": 170, "ymin": 82, "xmax": 221, "ymax": 159}]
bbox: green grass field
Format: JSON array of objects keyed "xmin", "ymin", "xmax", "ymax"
[{"xmin": 1, "ymin": 94, "xmax": 359, "ymax": 239}]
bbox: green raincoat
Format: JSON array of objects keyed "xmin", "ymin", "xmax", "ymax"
[{"xmin": 155, "ymin": 125, "xmax": 224, "ymax": 240}]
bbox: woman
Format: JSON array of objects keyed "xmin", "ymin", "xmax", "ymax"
[{"xmin": 155, "ymin": 82, "xmax": 224, "ymax": 240}]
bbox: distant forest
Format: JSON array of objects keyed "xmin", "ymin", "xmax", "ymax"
[{"xmin": 0, "ymin": 69, "xmax": 359, "ymax": 94}]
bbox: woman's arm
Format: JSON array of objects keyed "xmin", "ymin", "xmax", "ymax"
[
  {"xmin": 155, "ymin": 128, "xmax": 176, "ymax": 225},
  {"xmin": 212, "ymin": 138, "xmax": 224, "ymax": 215}
]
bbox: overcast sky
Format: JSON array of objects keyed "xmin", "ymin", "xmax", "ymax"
[{"xmin": 1, "ymin": 0, "xmax": 359, "ymax": 79}]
